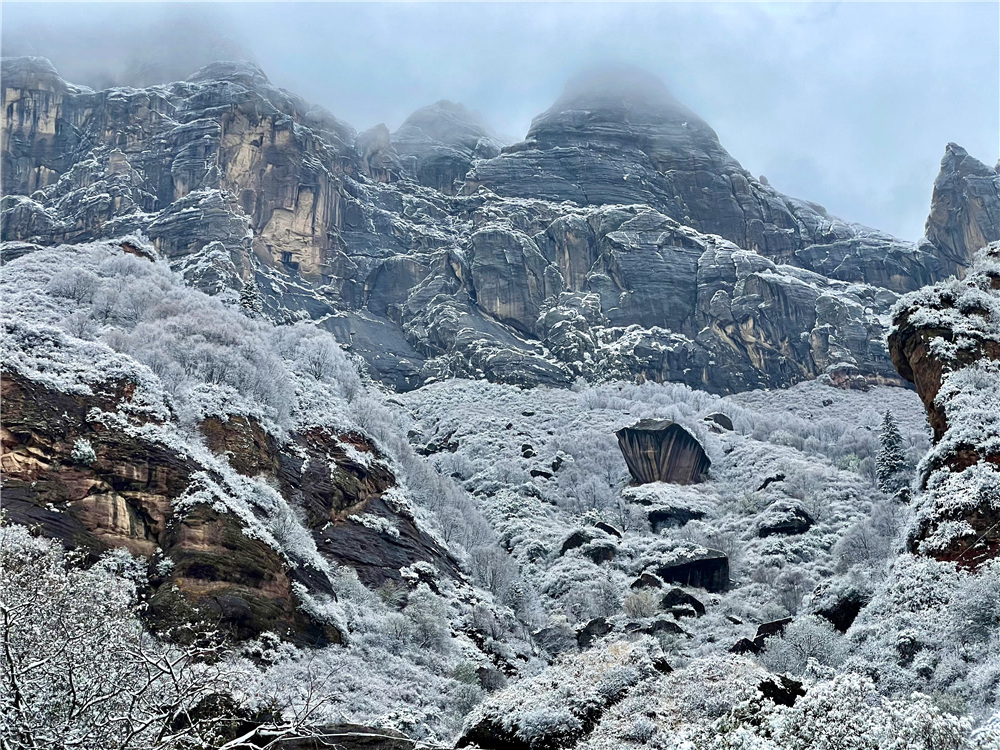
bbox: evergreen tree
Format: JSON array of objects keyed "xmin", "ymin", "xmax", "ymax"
[{"xmin": 876, "ymin": 410, "xmax": 908, "ymax": 494}]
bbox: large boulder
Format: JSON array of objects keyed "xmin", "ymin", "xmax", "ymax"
[
  {"xmin": 645, "ymin": 545, "xmax": 730, "ymax": 593},
  {"xmin": 756, "ymin": 500, "xmax": 815, "ymax": 537},
  {"xmin": 616, "ymin": 419, "xmax": 710, "ymax": 485}
]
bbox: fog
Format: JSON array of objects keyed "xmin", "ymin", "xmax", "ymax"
[{"xmin": 2, "ymin": 1, "xmax": 997, "ymax": 240}]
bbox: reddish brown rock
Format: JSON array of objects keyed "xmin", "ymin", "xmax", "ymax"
[
  {"xmin": 887, "ymin": 242, "xmax": 1000, "ymax": 568},
  {"xmin": 616, "ymin": 419, "xmax": 710, "ymax": 485},
  {"xmin": 1, "ymin": 367, "xmax": 459, "ymax": 639}
]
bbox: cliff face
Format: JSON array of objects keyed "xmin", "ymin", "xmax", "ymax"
[
  {"xmin": 888, "ymin": 241, "xmax": 1000, "ymax": 568},
  {"xmin": 1, "ymin": 322, "xmax": 458, "ymax": 641},
  {"xmin": 466, "ymin": 67, "xmax": 950, "ymax": 292},
  {"xmin": 922, "ymin": 144, "xmax": 1000, "ymax": 276},
  {"xmin": 1, "ymin": 58, "xmax": 992, "ymax": 395}
]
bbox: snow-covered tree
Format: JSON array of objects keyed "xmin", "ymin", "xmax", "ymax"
[
  {"xmin": 876, "ymin": 410, "xmax": 908, "ymax": 494},
  {"xmin": 0, "ymin": 524, "xmax": 249, "ymax": 750}
]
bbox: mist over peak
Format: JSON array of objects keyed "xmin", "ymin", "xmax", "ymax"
[
  {"xmin": 554, "ymin": 64, "xmax": 684, "ymax": 111},
  {"xmin": 1, "ymin": 1, "xmax": 997, "ymax": 240}
]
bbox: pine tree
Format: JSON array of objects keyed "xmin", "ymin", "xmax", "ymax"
[{"xmin": 876, "ymin": 410, "xmax": 908, "ymax": 494}]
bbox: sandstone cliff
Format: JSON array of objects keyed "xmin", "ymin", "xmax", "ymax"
[{"xmin": 0, "ymin": 239, "xmax": 460, "ymax": 642}]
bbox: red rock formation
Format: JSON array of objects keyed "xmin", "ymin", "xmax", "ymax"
[
  {"xmin": 888, "ymin": 241, "xmax": 1000, "ymax": 568},
  {"xmin": 1, "ymin": 367, "xmax": 458, "ymax": 640}
]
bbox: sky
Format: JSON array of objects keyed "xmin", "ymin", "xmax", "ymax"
[{"xmin": 2, "ymin": 2, "xmax": 998, "ymax": 241}]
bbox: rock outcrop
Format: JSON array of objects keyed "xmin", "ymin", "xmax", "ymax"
[
  {"xmin": 466, "ymin": 66, "xmax": 950, "ymax": 293},
  {"xmin": 0, "ymin": 57, "xmax": 984, "ymax": 395},
  {"xmin": 922, "ymin": 144, "xmax": 1000, "ymax": 277},
  {"xmin": 616, "ymin": 419, "xmax": 711, "ymax": 485},
  {"xmin": 392, "ymin": 101, "xmax": 502, "ymax": 194},
  {"xmin": 888, "ymin": 241, "xmax": 1000, "ymax": 568},
  {"xmin": 0, "ymin": 364, "xmax": 458, "ymax": 640},
  {"xmin": 645, "ymin": 545, "xmax": 729, "ymax": 592}
]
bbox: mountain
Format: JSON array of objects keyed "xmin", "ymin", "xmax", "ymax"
[
  {"xmin": 4, "ymin": 56, "xmax": 1000, "ymax": 748},
  {"xmin": 5, "ymin": 58, "xmax": 997, "ymax": 396}
]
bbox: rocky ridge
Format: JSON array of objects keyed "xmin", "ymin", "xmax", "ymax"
[{"xmin": 5, "ymin": 57, "xmax": 997, "ymax": 394}]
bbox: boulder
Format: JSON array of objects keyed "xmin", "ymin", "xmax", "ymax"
[
  {"xmin": 703, "ymin": 412, "xmax": 734, "ymax": 431},
  {"xmin": 756, "ymin": 500, "xmax": 814, "ymax": 537},
  {"xmin": 755, "ymin": 618, "xmax": 793, "ymax": 648},
  {"xmin": 758, "ymin": 676, "xmax": 806, "ymax": 707},
  {"xmin": 730, "ymin": 638, "xmax": 760, "ymax": 655},
  {"xmin": 630, "ymin": 572, "xmax": 664, "ymax": 590},
  {"xmin": 576, "ymin": 616, "xmax": 612, "ymax": 648},
  {"xmin": 624, "ymin": 617, "xmax": 688, "ymax": 637},
  {"xmin": 650, "ymin": 548, "xmax": 729, "ymax": 593},
  {"xmin": 648, "ymin": 505, "xmax": 707, "ymax": 531},
  {"xmin": 560, "ymin": 529, "xmax": 598, "ymax": 555},
  {"xmin": 731, "ymin": 618, "xmax": 794, "ymax": 656},
  {"xmin": 594, "ymin": 521, "xmax": 623, "ymax": 538},
  {"xmin": 660, "ymin": 587, "xmax": 706, "ymax": 617},
  {"xmin": 616, "ymin": 419, "xmax": 711, "ymax": 485},
  {"xmin": 814, "ymin": 590, "xmax": 870, "ymax": 633}
]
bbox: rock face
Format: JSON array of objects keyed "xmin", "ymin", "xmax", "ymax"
[
  {"xmin": 0, "ymin": 366, "xmax": 458, "ymax": 640},
  {"xmin": 0, "ymin": 57, "xmax": 984, "ymax": 395},
  {"xmin": 392, "ymin": 101, "xmax": 502, "ymax": 194},
  {"xmin": 616, "ymin": 419, "xmax": 710, "ymax": 485},
  {"xmin": 466, "ymin": 66, "xmax": 950, "ymax": 293},
  {"xmin": 922, "ymin": 144, "xmax": 1000, "ymax": 277},
  {"xmin": 888, "ymin": 241, "xmax": 1000, "ymax": 568}
]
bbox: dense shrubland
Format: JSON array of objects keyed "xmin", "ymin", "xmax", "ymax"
[{"xmin": 402, "ymin": 373, "xmax": 1000, "ymax": 745}]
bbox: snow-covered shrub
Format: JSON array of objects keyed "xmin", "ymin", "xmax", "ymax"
[
  {"xmin": 70, "ymin": 438, "xmax": 96, "ymax": 465},
  {"xmin": 0, "ymin": 523, "xmax": 252, "ymax": 750},
  {"xmin": 760, "ymin": 615, "xmax": 844, "ymax": 676}
]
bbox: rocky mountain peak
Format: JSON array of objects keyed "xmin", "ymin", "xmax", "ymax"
[
  {"xmin": 392, "ymin": 99, "xmax": 503, "ymax": 193},
  {"xmin": 186, "ymin": 59, "xmax": 271, "ymax": 87},
  {"xmin": 525, "ymin": 65, "xmax": 723, "ymax": 155},
  {"xmin": 923, "ymin": 141, "xmax": 1000, "ymax": 273},
  {"xmin": 2, "ymin": 55, "xmax": 77, "ymax": 94},
  {"xmin": 537, "ymin": 65, "xmax": 693, "ymax": 122},
  {"xmin": 397, "ymin": 99, "xmax": 495, "ymax": 144}
]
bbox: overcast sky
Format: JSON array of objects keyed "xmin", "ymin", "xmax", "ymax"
[{"xmin": 3, "ymin": 2, "xmax": 998, "ymax": 240}]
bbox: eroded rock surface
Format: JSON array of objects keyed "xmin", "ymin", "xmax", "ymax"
[
  {"xmin": 922, "ymin": 144, "xmax": 1000, "ymax": 276},
  {"xmin": 1, "ymin": 57, "xmax": 986, "ymax": 394},
  {"xmin": 0, "ymin": 366, "xmax": 457, "ymax": 639},
  {"xmin": 616, "ymin": 419, "xmax": 711, "ymax": 485}
]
